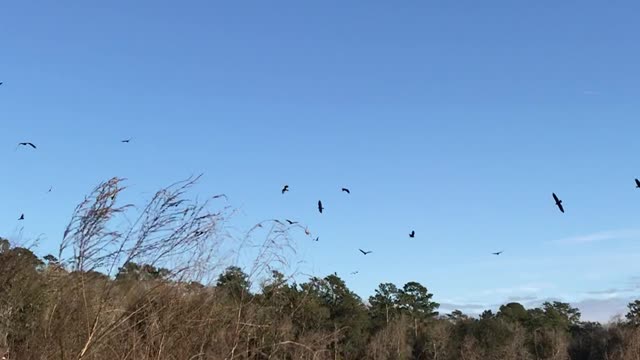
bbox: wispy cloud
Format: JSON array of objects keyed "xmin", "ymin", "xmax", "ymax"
[
  {"xmin": 551, "ymin": 229, "xmax": 640, "ymax": 245},
  {"xmin": 586, "ymin": 288, "xmax": 625, "ymax": 296},
  {"xmin": 480, "ymin": 282, "xmax": 553, "ymax": 296},
  {"xmin": 439, "ymin": 302, "xmax": 488, "ymax": 312},
  {"xmin": 572, "ymin": 297, "xmax": 632, "ymax": 323},
  {"xmin": 507, "ymin": 295, "xmax": 539, "ymax": 302}
]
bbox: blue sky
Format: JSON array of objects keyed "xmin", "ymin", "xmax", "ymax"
[{"xmin": 2, "ymin": 1, "xmax": 640, "ymax": 322}]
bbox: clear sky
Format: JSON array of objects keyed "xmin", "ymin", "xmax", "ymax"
[{"xmin": 2, "ymin": 1, "xmax": 640, "ymax": 322}]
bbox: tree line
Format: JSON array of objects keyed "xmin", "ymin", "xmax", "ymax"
[{"xmin": 2, "ymin": 239, "xmax": 640, "ymax": 359}]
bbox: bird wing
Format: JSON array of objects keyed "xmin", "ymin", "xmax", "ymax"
[
  {"xmin": 552, "ymin": 193, "xmax": 559, "ymax": 202},
  {"xmin": 558, "ymin": 203, "xmax": 565, "ymax": 212},
  {"xmin": 359, "ymin": 249, "xmax": 365, "ymax": 254},
  {"xmin": 636, "ymin": 179, "xmax": 640, "ymax": 186}
]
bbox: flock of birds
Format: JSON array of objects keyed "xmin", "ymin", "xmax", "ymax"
[
  {"xmin": 280, "ymin": 182, "xmax": 508, "ymax": 259},
  {"xmin": 5, "ymin": 70, "xmax": 640, "ymax": 264},
  {"xmin": 11, "ymin": 137, "xmax": 134, "ymax": 224},
  {"xmin": 281, "ymin": 183, "xmax": 383, "ymax": 257},
  {"xmin": 277, "ymin": 177, "xmax": 640, "ymax": 261},
  {"xmin": 13, "ymin": 133, "xmax": 640, "ymax": 261}
]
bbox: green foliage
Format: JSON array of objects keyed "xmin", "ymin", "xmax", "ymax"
[
  {"xmin": 625, "ymin": 300, "xmax": 640, "ymax": 326},
  {"xmin": 216, "ymin": 265, "xmax": 251, "ymax": 300},
  {"xmin": 447, "ymin": 309, "xmax": 471, "ymax": 323},
  {"xmin": 115, "ymin": 261, "xmax": 171, "ymax": 282},
  {"xmin": 4, "ymin": 234, "xmax": 640, "ymax": 359},
  {"xmin": 369, "ymin": 283, "xmax": 400, "ymax": 330},
  {"xmin": 541, "ymin": 301, "xmax": 582, "ymax": 329},
  {"xmin": 498, "ymin": 302, "xmax": 530, "ymax": 324},
  {"xmin": 396, "ymin": 281, "xmax": 439, "ymax": 320}
]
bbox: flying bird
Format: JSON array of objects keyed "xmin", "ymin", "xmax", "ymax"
[
  {"xmin": 121, "ymin": 138, "xmax": 131, "ymax": 143},
  {"xmin": 47, "ymin": 186, "xmax": 52, "ymax": 193},
  {"xmin": 552, "ymin": 193, "xmax": 564, "ymax": 213},
  {"xmin": 318, "ymin": 200, "xmax": 324, "ymax": 213},
  {"xmin": 17, "ymin": 142, "xmax": 36, "ymax": 149},
  {"xmin": 409, "ymin": 230, "xmax": 415, "ymax": 238},
  {"xmin": 305, "ymin": 227, "xmax": 311, "ymax": 235},
  {"xmin": 341, "ymin": 188, "xmax": 350, "ymax": 194},
  {"xmin": 285, "ymin": 219, "xmax": 298, "ymax": 225},
  {"xmin": 281, "ymin": 185, "xmax": 289, "ymax": 194},
  {"xmin": 635, "ymin": 179, "xmax": 640, "ymax": 188},
  {"xmin": 351, "ymin": 271, "xmax": 359, "ymax": 275},
  {"xmin": 18, "ymin": 214, "xmax": 24, "ymax": 220},
  {"xmin": 492, "ymin": 251, "xmax": 503, "ymax": 255},
  {"xmin": 359, "ymin": 249, "xmax": 372, "ymax": 255},
  {"xmin": 313, "ymin": 236, "xmax": 319, "ymax": 242}
]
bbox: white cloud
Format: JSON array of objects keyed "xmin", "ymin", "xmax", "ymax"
[
  {"xmin": 480, "ymin": 282, "xmax": 553, "ymax": 296},
  {"xmin": 551, "ymin": 229, "xmax": 640, "ymax": 245},
  {"xmin": 507, "ymin": 295, "xmax": 539, "ymax": 302},
  {"xmin": 572, "ymin": 297, "xmax": 632, "ymax": 323},
  {"xmin": 439, "ymin": 302, "xmax": 487, "ymax": 312}
]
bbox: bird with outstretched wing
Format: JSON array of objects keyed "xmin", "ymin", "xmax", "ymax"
[{"xmin": 552, "ymin": 193, "xmax": 564, "ymax": 213}]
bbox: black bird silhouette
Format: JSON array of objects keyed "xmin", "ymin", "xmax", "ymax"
[
  {"xmin": 47, "ymin": 186, "xmax": 52, "ymax": 193},
  {"xmin": 409, "ymin": 230, "xmax": 415, "ymax": 238},
  {"xmin": 285, "ymin": 219, "xmax": 298, "ymax": 225},
  {"xmin": 359, "ymin": 249, "xmax": 372, "ymax": 255},
  {"xmin": 17, "ymin": 142, "xmax": 36, "ymax": 149},
  {"xmin": 318, "ymin": 200, "xmax": 324, "ymax": 213},
  {"xmin": 18, "ymin": 214, "xmax": 24, "ymax": 220},
  {"xmin": 342, "ymin": 188, "xmax": 350, "ymax": 194},
  {"xmin": 121, "ymin": 138, "xmax": 131, "ymax": 143},
  {"xmin": 492, "ymin": 251, "xmax": 503, "ymax": 255},
  {"xmin": 281, "ymin": 185, "xmax": 289, "ymax": 194},
  {"xmin": 313, "ymin": 236, "xmax": 319, "ymax": 242},
  {"xmin": 552, "ymin": 193, "xmax": 564, "ymax": 213},
  {"xmin": 0, "ymin": 82, "xmax": 3, "ymax": 85},
  {"xmin": 635, "ymin": 179, "xmax": 640, "ymax": 188}
]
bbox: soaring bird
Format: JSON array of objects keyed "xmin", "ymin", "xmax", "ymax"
[
  {"xmin": 409, "ymin": 230, "xmax": 415, "ymax": 238},
  {"xmin": 121, "ymin": 138, "xmax": 131, "ymax": 143},
  {"xmin": 359, "ymin": 249, "xmax": 372, "ymax": 255},
  {"xmin": 18, "ymin": 214, "xmax": 24, "ymax": 220},
  {"xmin": 281, "ymin": 185, "xmax": 289, "ymax": 194},
  {"xmin": 285, "ymin": 219, "xmax": 298, "ymax": 225},
  {"xmin": 341, "ymin": 188, "xmax": 350, "ymax": 194},
  {"xmin": 552, "ymin": 193, "xmax": 564, "ymax": 213},
  {"xmin": 492, "ymin": 251, "xmax": 503, "ymax": 255},
  {"xmin": 17, "ymin": 142, "xmax": 36, "ymax": 149},
  {"xmin": 635, "ymin": 179, "xmax": 640, "ymax": 188},
  {"xmin": 318, "ymin": 200, "xmax": 324, "ymax": 213},
  {"xmin": 313, "ymin": 236, "xmax": 319, "ymax": 242}
]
